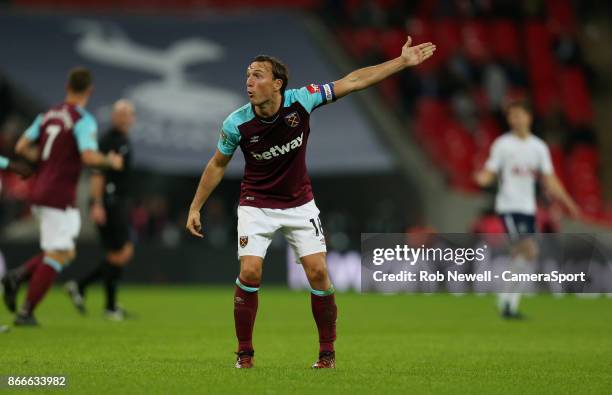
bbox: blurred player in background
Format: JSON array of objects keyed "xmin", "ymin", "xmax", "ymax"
[
  {"xmin": 0, "ymin": 156, "xmax": 36, "ymax": 178},
  {"xmin": 1, "ymin": 152, "xmax": 35, "ymax": 332},
  {"xmin": 65, "ymin": 99, "xmax": 135, "ymax": 321},
  {"xmin": 0, "ymin": 248, "xmax": 7, "ymax": 333},
  {"xmin": 186, "ymin": 37, "xmax": 436, "ymax": 368},
  {"xmin": 475, "ymin": 100, "xmax": 580, "ymax": 318},
  {"xmin": 1, "ymin": 67, "xmax": 123, "ymax": 326}
]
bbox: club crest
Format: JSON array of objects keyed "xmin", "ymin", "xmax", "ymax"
[
  {"xmin": 239, "ymin": 236, "xmax": 248, "ymax": 248},
  {"xmin": 284, "ymin": 111, "xmax": 300, "ymax": 128}
]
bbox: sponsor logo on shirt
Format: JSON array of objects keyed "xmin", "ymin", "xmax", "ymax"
[
  {"xmin": 511, "ymin": 165, "xmax": 537, "ymax": 177},
  {"xmin": 250, "ymin": 133, "xmax": 303, "ymax": 161}
]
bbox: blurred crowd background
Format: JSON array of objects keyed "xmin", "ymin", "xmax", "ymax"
[{"xmin": 1, "ymin": 0, "xmax": 612, "ymax": 283}]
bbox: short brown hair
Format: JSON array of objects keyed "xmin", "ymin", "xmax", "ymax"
[
  {"xmin": 251, "ymin": 55, "xmax": 289, "ymax": 94},
  {"xmin": 67, "ymin": 67, "xmax": 93, "ymax": 93},
  {"xmin": 505, "ymin": 99, "xmax": 532, "ymax": 115}
]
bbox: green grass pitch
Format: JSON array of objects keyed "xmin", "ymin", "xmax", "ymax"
[{"xmin": 2, "ymin": 287, "xmax": 611, "ymax": 394}]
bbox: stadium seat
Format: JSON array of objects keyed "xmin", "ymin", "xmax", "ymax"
[
  {"xmin": 565, "ymin": 144, "xmax": 602, "ymax": 216},
  {"xmin": 462, "ymin": 20, "xmax": 490, "ymax": 63},
  {"xmin": 381, "ymin": 29, "xmax": 408, "ymax": 60},
  {"xmin": 546, "ymin": 0, "xmax": 577, "ymax": 36},
  {"xmin": 433, "ymin": 19, "xmax": 461, "ymax": 65},
  {"xmin": 351, "ymin": 28, "xmax": 381, "ymax": 58},
  {"xmin": 548, "ymin": 144, "xmax": 568, "ymax": 189},
  {"xmin": 413, "ymin": 100, "xmax": 450, "ymax": 166},
  {"xmin": 560, "ymin": 67, "xmax": 593, "ymax": 125},
  {"xmin": 444, "ymin": 120, "xmax": 478, "ymax": 192},
  {"xmin": 490, "ymin": 20, "xmax": 521, "ymax": 63}
]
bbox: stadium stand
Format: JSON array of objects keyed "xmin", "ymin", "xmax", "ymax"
[{"xmin": 323, "ymin": 0, "xmax": 607, "ymax": 225}]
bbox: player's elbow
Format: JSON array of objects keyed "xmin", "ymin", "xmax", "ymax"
[
  {"xmin": 542, "ymin": 174, "xmax": 559, "ymax": 193},
  {"xmin": 15, "ymin": 139, "xmax": 28, "ymax": 156},
  {"xmin": 210, "ymin": 151, "xmax": 232, "ymax": 170}
]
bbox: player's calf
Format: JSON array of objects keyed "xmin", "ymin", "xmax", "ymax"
[{"xmin": 2, "ymin": 271, "xmax": 19, "ymax": 313}]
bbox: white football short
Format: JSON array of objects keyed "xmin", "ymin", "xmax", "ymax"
[
  {"xmin": 237, "ymin": 200, "xmax": 327, "ymax": 259},
  {"xmin": 32, "ymin": 205, "xmax": 81, "ymax": 251}
]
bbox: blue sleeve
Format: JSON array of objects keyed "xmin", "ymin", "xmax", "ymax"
[
  {"xmin": 217, "ymin": 116, "xmax": 242, "ymax": 156},
  {"xmin": 73, "ymin": 112, "xmax": 99, "ymax": 152},
  {"xmin": 286, "ymin": 83, "xmax": 336, "ymax": 113},
  {"xmin": 0, "ymin": 155, "xmax": 9, "ymax": 169},
  {"xmin": 24, "ymin": 114, "xmax": 43, "ymax": 140}
]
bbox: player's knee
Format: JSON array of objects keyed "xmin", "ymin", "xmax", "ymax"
[
  {"xmin": 239, "ymin": 262, "xmax": 262, "ymax": 283},
  {"xmin": 524, "ymin": 240, "xmax": 539, "ymax": 261},
  {"xmin": 307, "ymin": 265, "xmax": 329, "ymax": 285},
  {"xmin": 240, "ymin": 267, "xmax": 261, "ymax": 283},
  {"xmin": 239, "ymin": 256, "xmax": 263, "ymax": 283},
  {"xmin": 515, "ymin": 239, "xmax": 538, "ymax": 261},
  {"xmin": 47, "ymin": 249, "xmax": 75, "ymax": 266}
]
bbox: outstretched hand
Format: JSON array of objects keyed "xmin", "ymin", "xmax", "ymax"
[{"xmin": 401, "ymin": 36, "xmax": 436, "ymax": 66}]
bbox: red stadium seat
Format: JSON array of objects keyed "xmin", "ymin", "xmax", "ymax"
[
  {"xmin": 560, "ymin": 67, "xmax": 593, "ymax": 125},
  {"xmin": 471, "ymin": 88, "xmax": 490, "ymax": 115},
  {"xmin": 532, "ymin": 81, "xmax": 559, "ymax": 116},
  {"xmin": 351, "ymin": 28, "xmax": 381, "ymax": 57},
  {"xmin": 490, "ymin": 20, "xmax": 521, "ymax": 63},
  {"xmin": 472, "ymin": 118, "xmax": 500, "ymax": 172},
  {"xmin": 546, "ymin": 0, "xmax": 577, "ymax": 36},
  {"xmin": 462, "ymin": 20, "xmax": 490, "ymax": 63},
  {"xmin": 566, "ymin": 145, "xmax": 602, "ymax": 216},
  {"xmin": 379, "ymin": 76, "xmax": 401, "ymax": 107},
  {"xmin": 413, "ymin": 99, "xmax": 450, "ymax": 167},
  {"xmin": 524, "ymin": 22, "xmax": 560, "ymax": 115},
  {"xmin": 433, "ymin": 19, "xmax": 461, "ymax": 65},
  {"xmin": 406, "ymin": 17, "xmax": 434, "ymax": 44},
  {"xmin": 548, "ymin": 144, "xmax": 568, "ymax": 189},
  {"xmin": 381, "ymin": 29, "xmax": 408, "ymax": 60},
  {"xmin": 444, "ymin": 120, "xmax": 478, "ymax": 192}
]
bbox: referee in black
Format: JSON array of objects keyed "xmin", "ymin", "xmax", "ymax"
[{"xmin": 66, "ymin": 99, "xmax": 135, "ymax": 321}]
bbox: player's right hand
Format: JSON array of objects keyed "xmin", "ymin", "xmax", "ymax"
[
  {"xmin": 90, "ymin": 203, "xmax": 107, "ymax": 225},
  {"xmin": 186, "ymin": 210, "xmax": 203, "ymax": 238},
  {"xmin": 107, "ymin": 151, "xmax": 124, "ymax": 171}
]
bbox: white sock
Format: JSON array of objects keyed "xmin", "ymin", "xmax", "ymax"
[
  {"xmin": 497, "ymin": 293, "xmax": 520, "ymax": 313},
  {"xmin": 498, "ymin": 256, "xmax": 531, "ymax": 314}
]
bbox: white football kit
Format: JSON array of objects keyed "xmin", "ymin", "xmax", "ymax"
[{"xmin": 485, "ymin": 132, "xmax": 554, "ymax": 216}]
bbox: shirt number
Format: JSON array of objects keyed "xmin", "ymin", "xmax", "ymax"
[
  {"xmin": 41, "ymin": 125, "xmax": 61, "ymax": 161},
  {"xmin": 309, "ymin": 217, "xmax": 324, "ymax": 237}
]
